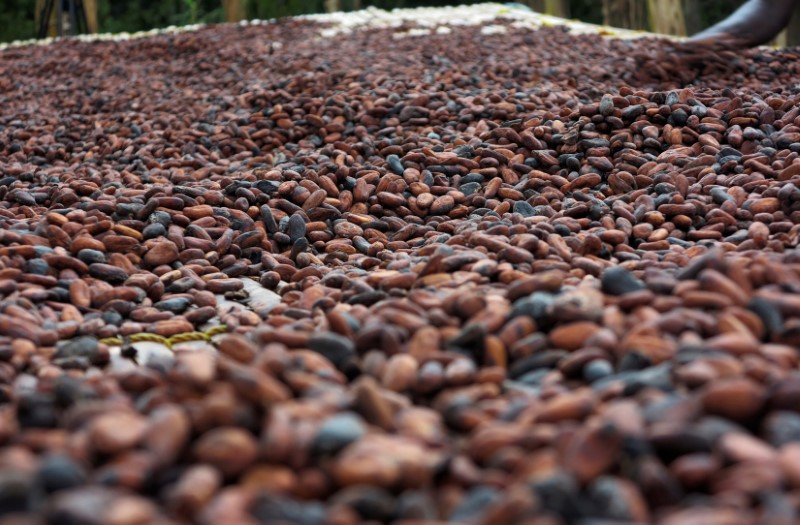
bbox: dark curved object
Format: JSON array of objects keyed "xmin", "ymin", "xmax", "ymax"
[
  {"xmin": 688, "ymin": 0, "xmax": 799, "ymax": 47},
  {"xmin": 37, "ymin": 0, "xmax": 88, "ymax": 39}
]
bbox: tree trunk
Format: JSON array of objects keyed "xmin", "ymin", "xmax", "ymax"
[
  {"xmin": 35, "ymin": 0, "xmax": 57, "ymax": 37},
  {"xmin": 775, "ymin": 6, "xmax": 800, "ymax": 46},
  {"xmin": 83, "ymin": 0, "xmax": 98, "ymax": 33},
  {"xmin": 683, "ymin": 0, "xmax": 702, "ymax": 36},
  {"xmin": 222, "ymin": 0, "xmax": 246, "ymax": 23},
  {"xmin": 35, "ymin": 0, "xmax": 45, "ymax": 35},
  {"xmin": 543, "ymin": 0, "xmax": 569, "ymax": 18},
  {"xmin": 602, "ymin": 0, "xmax": 647, "ymax": 30},
  {"xmin": 325, "ymin": 0, "xmax": 341, "ymax": 13},
  {"xmin": 528, "ymin": 0, "xmax": 544, "ymax": 13},
  {"xmin": 647, "ymin": 0, "xmax": 686, "ymax": 36}
]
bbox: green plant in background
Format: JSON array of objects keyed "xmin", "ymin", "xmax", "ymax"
[
  {"xmin": 0, "ymin": 0, "xmax": 749, "ymax": 44},
  {"xmin": 1, "ymin": 0, "xmax": 36, "ymax": 42},
  {"xmin": 94, "ymin": 0, "xmax": 223, "ymax": 35},
  {"xmin": 183, "ymin": 0, "xmax": 199, "ymax": 24},
  {"xmin": 249, "ymin": 0, "xmax": 324, "ymax": 19}
]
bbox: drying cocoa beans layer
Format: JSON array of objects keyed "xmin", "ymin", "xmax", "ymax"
[{"xmin": 0, "ymin": 11, "xmax": 799, "ymax": 525}]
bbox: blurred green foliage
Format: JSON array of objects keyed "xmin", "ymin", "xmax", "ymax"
[
  {"xmin": 2, "ymin": 0, "xmax": 746, "ymax": 43},
  {"xmin": 98, "ymin": 0, "xmax": 224, "ymax": 33},
  {"xmin": 1, "ymin": 0, "xmax": 36, "ymax": 42},
  {"xmin": 250, "ymin": 0, "xmax": 323, "ymax": 19}
]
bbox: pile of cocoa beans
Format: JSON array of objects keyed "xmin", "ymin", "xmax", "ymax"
[{"xmin": 0, "ymin": 10, "xmax": 798, "ymax": 525}]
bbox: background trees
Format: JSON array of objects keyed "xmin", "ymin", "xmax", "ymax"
[{"xmin": 5, "ymin": 0, "xmax": 797, "ymax": 46}]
